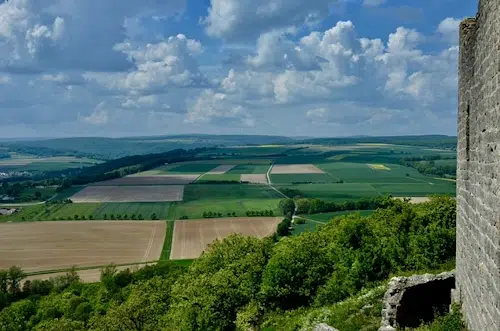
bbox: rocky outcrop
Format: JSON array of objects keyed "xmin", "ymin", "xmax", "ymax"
[
  {"xmin": 379, "ymin": 271, "xmax": 455, "ymax": 331},
  {"xmin": 313, "ymin": 323, "xmax": 339, "ymax": 331}
]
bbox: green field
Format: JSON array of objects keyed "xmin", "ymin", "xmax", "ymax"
[
  {"xmin": 271, "ymin": 173, "xmax": 339, "ymax": 184},
  {"xmin": 170, "ymin": 184, "xmax": 283, "ymax": 219},
  {"xmin": 169, "ymin": 199, "xmax": 282, "ymax": 219},
  {"xmin": 371, "ymin": 183, "xmax": 456, "ymax": 196},
  {"xmin": 168, "ymin": 163, "xmax": 220, "ymax": 173},
  {"xmin": 1, "ymin": 202, "xmax": 172, "ymax": 221},
  {"xmin": 197, "ymin": 174, "xmax": 241, "ymax": 182},
  {"xmin": 183, "ymin": 184, "xmax": 283, "ymax": 201},
  {"xmin": 92, "ymin": 203, "xmax": 171, "ymax": 219},
  {"xmin": 52, "ymin": 186, "xmax": 85, "ymax": 200},
  {"xmin": 277, "ymin": 183, "xmax": 381, "ymax": 201},
  {"xmin": 226, "ymin": 164, "xmax": 271, "ymax": 174},
  {"xmin": 317, "ymin": 162, "xmax": 429, "ymax": 183},
  {"xmin": 159, "ymin": 221, "xmax": 174, "ymax": 261}
]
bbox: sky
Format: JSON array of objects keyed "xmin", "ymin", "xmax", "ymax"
[{"xmin": 0, "ymin": 0, "xmax": 477, "ymax": 138}]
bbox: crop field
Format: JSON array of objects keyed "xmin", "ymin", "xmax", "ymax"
[
  {"xmin": 0, "ymin": 221, "xmax": 166, "ymax": 273},
  {"xmin": 226, "ymin": 164, "xmax": 271, "ymax": 174},
  {"xmin": 93, "ymin": 203, "xmax": 171, "ymax": 219},
  {"xmin": 372, "ymin": 183, "xmax": 456, "ymax": 196},
  {"xmin": 70, "ymin": 185, "xmax": 184, "ymax": 203},
  {"xmin": 271, "ymin": 164, "xmax": 325, "ymax": 174},
  {"xmin": 170, "ymin": 199, "xmax": 282, "ymax": 219},
  {"xmin": 167, "ymin": 163, "xmax": 220, "ymax": 173},
  {"xmin": 240, "ymin": 174, "xmax": 268, "ymax": 184},
  {"xmin": 93, "ymin": 175, "xmax": 200, "ymax": 185},
  {"xmin": 170, "ymin": 217, "xmax": 281, "ymax": 259},
  {"xmin": 183, "ymin": 184, "xmax": 282, "ymax": 201},
  {"xmin": 206, "ymin": 164, "xmax": 236, "ymax": 174},
  {"xmin": 270, "ymin": 173, "xmax": 338, "ymax": 184},
  {"xmin": 197, "ymin": 174, "xmax": 241, "ymax": 182},
  {"xmin": 317, "ymin": 162, "xmax": 444, "ymax": 184},
  {"xmin": 277, "ymin": 183, "xmax": 381, "ymax": 201}
]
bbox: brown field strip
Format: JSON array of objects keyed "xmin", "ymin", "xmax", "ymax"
[
  {"xmin": 170, "ymin": 217, "xmax": 281, "ymax": 260},
  {"xmin": 91, "ymin": 175, "xmax": 200, "ymax": 186},
  {"xmin": 0, "ymin": 221, "xmax": 166, "ymax": 273},
  {"xmin": 271, "ymin": 164, "xmax": 325, "ymax": 174},
  {"xmin": 206, "ymin": 164, "xmax": 236, "ymax": 175},
  {"xmin": 240, "ymin": 174, "xmax": 268, "ymax": 184},
  {"xmin": 70, "ymin": 185, "xmax": 184, "ymax": 202}
]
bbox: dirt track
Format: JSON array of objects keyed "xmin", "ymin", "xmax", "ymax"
[
  {"xmin": 271, "ymin": 164, "xmax": 325, "ymax": 174},
  {"xmin": 170, "ymin": 217, "xmax": 281, "ymax": 260},
  {"xmin": 0, "ymin": 221, "xmax": 166, "ymax": 273},
  {"xmin": 70, "ymin": 185, "xmax": 184, "ymax": 202}
]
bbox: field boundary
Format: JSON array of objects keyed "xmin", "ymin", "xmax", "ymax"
[{"xmin": 160, "ymin": 221, "xmax": 175, "ymax": 261}]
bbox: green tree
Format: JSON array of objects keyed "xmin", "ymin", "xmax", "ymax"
[
  {"xmin": 260, "ymin": 231, "xmax": 333, "ymax": 309},
  {"xmin": 166, "ymin": 235, "xmax": 273, "ymax": 331},
  {"xmin": 7, "ymin": 266, "xmax": 26, "ymax": 296},
  {"xmin": 34, "ymin": 318, "xmax": 86, "ymax": 331},
  {"xmin": 279, "ymin": 198, "xmax": 295, "ymax": 216}
]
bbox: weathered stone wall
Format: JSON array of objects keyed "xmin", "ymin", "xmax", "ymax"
[{"xmin": 456, "ymin": 0, "xmax": 500, "ymax": 330}]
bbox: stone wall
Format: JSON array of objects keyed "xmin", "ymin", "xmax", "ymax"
[{"xmin": 456, "ymin": 0, "xmax": 500, "ymax": 330}]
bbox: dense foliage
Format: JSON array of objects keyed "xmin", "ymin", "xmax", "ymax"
[
  {"xmin": 400, "ymin": 155, "xmax": 456, "ymax": 178},
  {"xmin": 0, "ymin": 197, "xmax": 456, "ymax": 331},
  {"xmin": 294, "ymin": 195, "xmax": 390, "ymax": 214}
]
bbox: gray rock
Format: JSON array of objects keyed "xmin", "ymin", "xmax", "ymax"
[
  {"xmin": 313, "ymin": 323, "xmax": 339, "ymax": 331},
  {"xmin": 379, "ymin": 271, "xmax": 455, "ymax": 331}
]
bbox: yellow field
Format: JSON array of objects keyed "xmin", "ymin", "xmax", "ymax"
[
  {"xmin": 327, "ymin": 154, "xmax": 352, "ymax": 161},
  {"xmin": 367, "ymin": 164, "xmax": 391, "ymax": 171}
]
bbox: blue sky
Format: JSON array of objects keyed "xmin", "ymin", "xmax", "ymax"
[{"xmin": 0, "ymin": 0, "xmax": 477, "ymax": 138}]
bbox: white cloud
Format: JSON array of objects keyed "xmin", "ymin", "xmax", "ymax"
[
  {"xmin": 79, "ymin": 110, "xmax": 109, "ymax": 125},
  {"xmin": 87, "ymin": 34, "xmax": 206, "ymax": 93},
  {"xmin": 202, "ymin": 0, "xmax": 333, "ymax": 40},
  {"xmin": 0, "ymin": 75, "xmax": 10, "ymax": 84},
  {"xmin": 437, "ymin": 17, "xmax": 462, "ymax": 45},
  {"xmin": 186, "ymin": 89, "xmax": 255, "ymax": 126}
]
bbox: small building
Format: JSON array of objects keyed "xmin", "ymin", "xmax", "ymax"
[{"xmin": 0, "ymin": 208, "xmax": 17, "ymax": 216}]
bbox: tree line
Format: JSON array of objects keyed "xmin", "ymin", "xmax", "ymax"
[
  {"xmin": 0, "ymin": 197, "xmax": 456, "ymax": 330},
  {"xmin": 399, "ymin": 155, "xmax": 456, "ymax": 178}
]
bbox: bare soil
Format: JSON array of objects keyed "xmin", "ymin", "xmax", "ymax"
[
  {"xmin": 271, "ymin": 164, "xmax": 325, "ymax": 174},
  {"xmin": 240, "ymin": 174, "xmax": 268, "ymax": 184},
  {"xmin": 70, "ymin": 185, "xmax": 184, "ymax": 202},
  {"xmin": 394, "ymin": 197, "xmax": 431, "ymax": 204},
  {"xmin": 170, "ymin": 217, "xmax": 281, "ymax": 260},
  {"xmin": 0, "ymin": 221, "xmax": 166, "ymax": 273}
]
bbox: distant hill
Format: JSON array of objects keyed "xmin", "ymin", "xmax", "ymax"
[
  {"xmin": 1, "ymin": 134, "xmax": 295, "ymax": 160},
  {"xmin": 299, "ymin": 135, "xmax": 457, "ymax": 150}
]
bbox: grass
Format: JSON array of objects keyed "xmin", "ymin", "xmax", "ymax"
[
  {"xmin": 271, "ymin": 173, "xmax": 339, "ymax": 184},
  {"xmin": 372, "ymin": 183, "xmax": 456, "ymax": 196},
  {"xmin": 159, "ymin": 221, "xmax": 174, "ymax": 261},
  {"xmin": 1, "ymin": 202, "xmax": 172, "ymax": 221},
  {"xmin": 52, "ymin": 186, "xmax": 85, "ymax": 200},
  {"xmin": 92, "ymin": 203, "xmax": 171, "ymax": 219},
  {"xmin": 170, "ymin": 199, "xmax": 282, "ymax": 219},
  {"xmin": 168, "ymin": 163, "xmax": 220, "ymax": 173},
  {"xmin": 277, "ymin": 183, "xmax": 381, "ymax": 201},
  {"xmin": 226, "ymin": 164, "xmax": 271, "ymax": 174},
  {"xmin": 317, "ymin": 162, "xmax": 428, "ymax": 184},
  {"xmin": 183, "ymin": 184, "xmax": 283, "ymax": 202},
  {"xmin": 197, "ymin": 174, "xmax": 242, "ymax": 182},
  {"xmin": 291, "ymin": 221, "xmax": 326, "ymax": 236}
]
